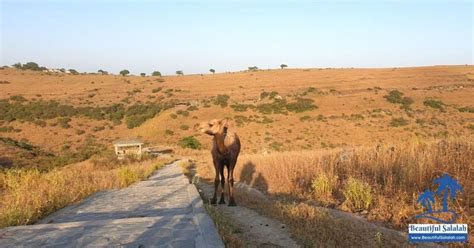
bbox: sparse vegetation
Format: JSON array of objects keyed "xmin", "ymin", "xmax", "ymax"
[
  {"xmin": 125, "ymin": 103, "xmax": 162, "ymax": 129},
  {"xmin": 458, "ymin": 106, "xmax": 474, "ymax": 113},
  {"xmin": 384, "ymin": 90, "xmax": 413, "ymax": 109},
  {"xmin": 390, "ymin": 117, "xmax": 409, "ymax": 127},
  {"xmin": 151, "ymin": 87, "xmax": 163, "ymax": 93},
  {"xmin": 213, "ymin": 94, "xmax": 230, "ymax": 108},
  {"xmin": 178, "ymin": 136, "xmax": 201, "ymax": 149},
  {"xmin": 423, "ymin": 99, "xmax": 445, "ymax": 111}
]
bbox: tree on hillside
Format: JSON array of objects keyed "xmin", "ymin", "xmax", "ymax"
[
  {"xmin": 140, "ymin": 73, "xmax": 146, "ymax": 77},
  {"xmin": 12, "ymin": 62, "xmax": 46, "ymax": 71},
  {"xmin": 119, "ymin": 69, "xmax": 130, "ymax": 76},
  {"xmin": 280, "ymin": 64, "xmax": 288, "ymax": 69},
  {"xmin": 209, "ymin": 69, "xmax": 215, "ymax": 74},
  {"xmin": 152, "ymin": 71, "xmax": 162, "ymax": 76},
  {"xmin": 23, "ymin": 62, "xmax": 40, "ymax": 70},
  {"xmin": 68, "ymin": 69, "xmax": 79, "ymax": 75},
  {"xmin": 176, "ymin": 70, "xmax": 184, "ymax": 76}
]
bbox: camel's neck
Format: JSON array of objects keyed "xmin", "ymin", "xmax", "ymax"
[{"xmin": 214, "ymin": 131, "xmax": 228, "ymax": 154}]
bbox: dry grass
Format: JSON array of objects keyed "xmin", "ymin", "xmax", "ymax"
[
  {"xmin": 0, "ymin": 156, "xmax": 174, "ymax": 227},
  {"xmin": 194, "ymin": 138, "xmax": 473, "ymax": 245}
]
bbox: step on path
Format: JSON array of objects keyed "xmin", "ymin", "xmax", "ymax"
[{"xmin": 0, "ymin": 160, "xmax": 224, "ymax": 248}]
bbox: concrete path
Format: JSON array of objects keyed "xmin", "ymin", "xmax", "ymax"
[{"xmin": 0, "ymin": 160, "xmax": 224, "ymax": 248}]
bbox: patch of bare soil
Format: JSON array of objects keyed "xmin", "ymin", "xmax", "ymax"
[{"xmin": 196, "ymin": 180, "xmax": 300, "ymax": 248}]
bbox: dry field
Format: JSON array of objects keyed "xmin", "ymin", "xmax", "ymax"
[
  {"xmin": 0, "ymin": 65, "xmax": 473, "ymax": 245},
  {"xmin": 0, "ymin": 156, "xmax": 174, "ymax": 228}
]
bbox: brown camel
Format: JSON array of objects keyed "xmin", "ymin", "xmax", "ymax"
[{"xmin": 195, "ymin": 119, "xmax": 241, "ymax": 206}]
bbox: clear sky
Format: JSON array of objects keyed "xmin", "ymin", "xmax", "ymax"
[{"xmin": 1, "ymin": 0, "xmax": 472, "ymax": 75}]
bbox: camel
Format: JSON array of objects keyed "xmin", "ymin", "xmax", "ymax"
[{"xmin": 195, "ymin": 119, "xmax": 241, "ymax": 206}]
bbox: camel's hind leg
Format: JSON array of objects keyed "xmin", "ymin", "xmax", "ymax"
[{"xmin": 228, "ymin": 159, "xmax": 237, "ymax": 206}]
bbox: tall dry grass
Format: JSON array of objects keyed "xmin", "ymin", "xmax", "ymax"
[
  {"xmin": 195, "ymin": 138, "xmax": 472, "ymax": 228},
  {"xmin": 0, "ymin": 156, "xmax": 174, "ymax": 227}
]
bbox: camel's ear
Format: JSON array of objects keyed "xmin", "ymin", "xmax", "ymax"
[{"xmin": 219, "ymin": 118, "xmax": 230, "ymax": 128}]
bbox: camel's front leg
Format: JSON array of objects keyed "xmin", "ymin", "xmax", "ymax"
[{"xmin": 211, "ymin": 159, "xmax": 219, "ymax": 205}]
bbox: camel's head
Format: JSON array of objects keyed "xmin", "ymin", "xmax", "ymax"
[{"xmin": 195, "ymin": 119, "xmax": 228, "ymax": 136}]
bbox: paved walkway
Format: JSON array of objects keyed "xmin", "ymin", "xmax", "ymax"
[{"xmin": 0, "ymin": 160, "xmax": 224, "ymax": 248}]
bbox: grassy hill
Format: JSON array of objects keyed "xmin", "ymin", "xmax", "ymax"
[{"xmin": 0, "ymin": 65, "xmax": 473, "ymax": 158}]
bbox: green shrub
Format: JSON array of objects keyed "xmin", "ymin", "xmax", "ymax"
[
  {"xmin": 256, "ymin": 99, "xmax": 287, "ymax": 114},
  {"xmin": 180, "ymin": 125, "xmax": 189, "ymax": 130},
  {"xmin": 187, "ymin": 106, "xmax": 199, "ymax": 111},
  {"xmin": 33, "ymin": 120, "xmax": 46, "ymax": 127},
  {"xmin": 118, "ymin": 167, "xmax": 140, "ymax": 187},
  {"xmin": 165, "ymin": 129, "xmax": 174, "ymax": 135},
  {"xmin": 230, "ymin": 103, "xmax": 252, "ymax": 112},
  {"xmin": 260, "ymin": 116, "xmax": 273, "ymax": 124},
  {"xmin": 58, "ymin": 117, "xmax": 71, "ymax": 129},
  {"xmin": 466, "ymin": 124, "xmax": 474, "ymax": 131},
  {"xmin": 423, "ymin": 99, "xmax": 444, "ymax": 111},
  {"xmin": 384, "ymin": 90, "xmax": 413, "ymax": 108},
  {"xmin": 152, "ymin": 71, "xmax": 162, "ymax": 77},
  {"xmin": 311, "ymin": 174, "xmax": 338, "ymax": 197},
  {"xmin": 213, "ymin": 95, "xmax": 230, "ymax": 108},
  {"xmin": 458, "ymin": 106, "xmax": 474, "ymax": 113},
  {"xmin": 269, "ymin": 141, "xmax": 283, "ymax": 151},
  {"xmin": 178, "ymin": 136, "xmax": 201, "ymax": 149},
  {"xmin": 286, "ymin": 98, "xmax": 317, "ymax": 113},
  {"xmin": 176, "ymin": 110, "xmax": 189, "ymax": 117},
  {"xmin": 300, "ymin": 116, "xmax": 311, "ymax": 122},
  {"xmin": 234, "ymin": 115, "xmax": 250, "ymax": 127},
  {"xmin": 342, "ymin": 177, "xmax": 373, "ymax": 211},
  {"xmin": 0, "ymin": 126, "xmax": 14, "ymax": 133},
  {"xmin": 125, "ymin": 103, "xmax": 161, "ymax": 129},
  {"xmin": 390, "ymin": 117, "xmax": 409, "ymax": 127},
  {"xmin": 152, "ymin": 87, "xmax": 163, "ymax": 93}
]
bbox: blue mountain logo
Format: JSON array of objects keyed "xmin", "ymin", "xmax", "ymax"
[{"xmin": 416, "ymin": 173, "xmax": 463, "ymax": 224}]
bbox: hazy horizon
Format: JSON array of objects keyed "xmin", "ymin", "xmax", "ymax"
[{"xmin": 1, "ymin": 0, "xmax": 472, "ymax": 75}]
